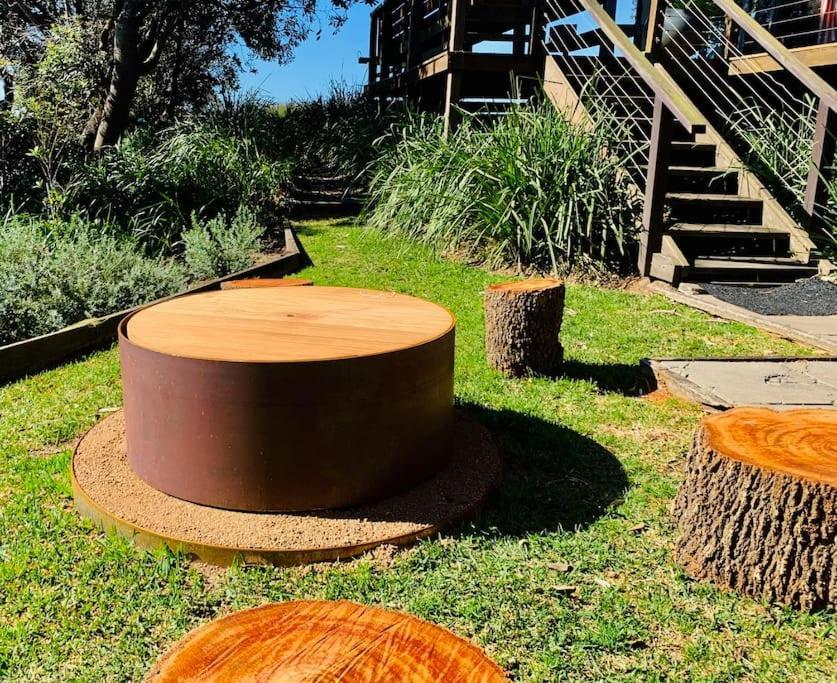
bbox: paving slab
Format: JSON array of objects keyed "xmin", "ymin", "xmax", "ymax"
[{"xmin": 643, "ymin": 358, "xmax": 837, "ymax": 409}]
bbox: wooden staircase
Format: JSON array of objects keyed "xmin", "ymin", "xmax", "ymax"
[
  {"xmin": 540, "ymin": 0, "xmax": 830, "ymax": 286},
  {"xmin": 650, "ymin": 126, "xmax": 819, "ymax": 285}
]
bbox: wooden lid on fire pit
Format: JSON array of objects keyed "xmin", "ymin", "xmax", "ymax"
[{"xmin": 126, "ymin": 286, "xmax": 455, "ymax": 363}]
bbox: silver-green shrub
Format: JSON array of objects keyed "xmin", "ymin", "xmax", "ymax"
[
  {"xmin": 182, "ymin": 205, "xmax": 264, "ymax": 281},
  {"xmin": 0, "ymin": 214, "xmax": 187, "ymax": 346}
]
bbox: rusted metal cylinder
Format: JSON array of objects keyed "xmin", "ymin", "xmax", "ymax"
[{"xmin": 117, "ymin": 289, "xmax": 455, "ymax": 512}]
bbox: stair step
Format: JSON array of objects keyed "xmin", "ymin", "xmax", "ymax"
[
  {"xmin": 670, "ymin": 142, "xmax": 716, "ymax": 167},
  {"xmin": 667, "ymin": 167, "xmax": 739, "ymax": 194},
  {"xmin": 666, "ymin": 193, "xmax": 762, "ymax": 207},
  {"xmin": 668, "ymin": 222, "xmax": 787, "ymax": 238},
  {"xmin": 667, "ymin": 193, "xmax": 763, "ymax": 224},
  {"xmin": 690, "ymin": 255, "xmax": 818, "ymax": 282}
]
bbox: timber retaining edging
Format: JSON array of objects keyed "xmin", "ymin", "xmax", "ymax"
[{"xmin": 0, "ymin": 227, "xmax": 310, "ymax": 385}]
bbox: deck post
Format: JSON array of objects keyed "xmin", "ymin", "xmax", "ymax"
[
  {"xmin": 638, "ymin": 95, "xmax": 674, "ymax": 276},
  {"xmin": 529, "ymin": 0, "xmax": 546, "ymax": 59},
  {"xmin": 644, "ymin": 0, "xmax": 668, "ymax": 57},
  {"xmin": 803, "ymin": 101, "xmax": 836, "ymax": 230},
  {"xmin": 443, "ymin": 0, "xmax": 466, "ymax": 137},
  {"xmin": 368, "ymin": 9, "xmax": 380, "ymax": 102}
]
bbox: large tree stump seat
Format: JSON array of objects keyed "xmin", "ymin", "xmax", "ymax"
[
  {"xmin": 673, "ymin": 407, "xmax": 836, "ymax": 611},
  {"xmin": 483, "ymin": 278, "xmax": 565, "ymax": 377},
  {"xmin": 146, "ymin": 601, "xmax": 509, "ymax": 681}
]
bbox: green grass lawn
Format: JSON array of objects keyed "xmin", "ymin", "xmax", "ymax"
[{"xmin": 1, "ymin": 219, "xmax": 833, "ymax": 681}]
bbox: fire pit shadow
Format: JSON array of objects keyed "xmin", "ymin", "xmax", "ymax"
[{"xmin": 457, "ymin": 404, "xmax": 629, "ymax": 536}]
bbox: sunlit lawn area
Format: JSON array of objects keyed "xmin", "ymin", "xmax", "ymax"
[{"xmin": 1, "ymin": 219, "xmax": 833, "ymax": 681}]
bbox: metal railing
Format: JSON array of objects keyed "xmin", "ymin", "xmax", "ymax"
[
  {"xmin": 650, "ymin": 0, "xmax": 837, "ymax": 233},
  {"xmin": 542, "ymin": 0, "xmax": 707, "ymax": 273}
]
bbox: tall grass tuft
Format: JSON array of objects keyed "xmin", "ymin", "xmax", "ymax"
[{"xmin": 366, "ymin": 103, "xmax": 640, "ymax": 274}]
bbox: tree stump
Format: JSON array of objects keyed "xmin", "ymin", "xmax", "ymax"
[
  {"xmin": 146, "ymin": 601, "xmax": 508, "ymax": 682},
  {"xmin": 673, "ymin": 408, "xmax": 836, "ymax": 611},
  {"xmin": 484, "ymin": 279, "xmax": 565, "ymax": 377}
]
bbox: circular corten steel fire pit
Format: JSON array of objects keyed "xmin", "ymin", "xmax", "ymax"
[{"xmin": 119, "ymin": 286, "xmax": 455, "ymax": 512}]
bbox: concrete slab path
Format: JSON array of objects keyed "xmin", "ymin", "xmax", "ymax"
[{"xmin": 644, "ymin": 358, "xmax": 837, "ymax": 409}]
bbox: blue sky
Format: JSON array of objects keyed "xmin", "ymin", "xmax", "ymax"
[{"xmin": 236, "ymin": 4, "xmax": 374, "ymax": 103}]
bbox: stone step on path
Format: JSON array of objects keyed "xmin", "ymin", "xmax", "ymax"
[{"xmin": 643, "ymin": 358, "xmax": 837, "ymax": 410}]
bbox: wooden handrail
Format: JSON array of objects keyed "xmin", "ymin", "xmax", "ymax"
[
  {"xmin": 713, "ymin": 0, "xmax": 837, "ymax": 111},
  {"xmin": 574, "ymin": 0, "xmax": 707, "ymax": 133}
]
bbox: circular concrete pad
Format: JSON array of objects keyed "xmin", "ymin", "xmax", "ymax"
[
  {"xmin": 146, "ymin": 600, "xmax": 509, "ymax": 681},
  {"xmin": 72, "ymin": 410, "xmax": 501, "ymax": 566}
]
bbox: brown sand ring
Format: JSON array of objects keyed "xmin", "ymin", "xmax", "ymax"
[
  {"xmin": 71, "ymin": 410, "xmax": 501, "ymax": 566},
  {"xmin": 119, "ymin": 286, "xmax": 458, "ymax": 512},
  {"xmin": 145, "ymin": 600, "xmax": 509, "ymax": 681}
]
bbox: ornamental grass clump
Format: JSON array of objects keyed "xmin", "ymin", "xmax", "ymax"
[{"xmin": 366, "ymin": 103, "xmax": 640, "ymax": 273}]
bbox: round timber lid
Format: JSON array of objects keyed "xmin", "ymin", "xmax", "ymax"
[{"xmin": 125, "ymin": 286, "xmax": 455, "ymax": 363}]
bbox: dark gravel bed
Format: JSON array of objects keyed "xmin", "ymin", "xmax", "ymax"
[{"xmin": 703, "ymin": 278, "xmax": 837, "ymax": 316}]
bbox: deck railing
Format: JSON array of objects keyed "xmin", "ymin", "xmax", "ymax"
[
  {"xmin": 646, "ymin": 0, "xmax": 836, "ymax": 234},
  {"xmin": 368, "ymin": 0, "xmax": 451, "ymax": 91},
  {"xmin": 542, "ymin": 0, "xmax": 707, "ymax": 273}
]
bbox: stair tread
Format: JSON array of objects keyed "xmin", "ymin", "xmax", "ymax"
[
  {"xmin": 671, "ymin": 142, "xmax": 716, "ymax": 149},
  {"xmin": 692, "ymin": 256, "xmax": 815, "ymax": 270},
  {"xmin": 668, "ymin": 166, "xmax": 736, "ymax": 175},
  {"xmin": 668, "ymin": 222, "xmax": 788, "ymax": 235},
  {"xmin": 667, "ymin": 193, "xmax": 762, "ymax": 204}
]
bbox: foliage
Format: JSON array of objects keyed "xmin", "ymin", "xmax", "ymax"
[
  {"xmin": 366, "ymin": 104, "xmax": 641, "ymax": 274},
  {"xmin": 0, "ymin": 109, "xmax": 40, "ymax": 211},
  {"xmin": 182, "ymin": 205, "xmax": 265, "ymax": 280},
  {"xmin": 726, "ymin": 98, "xmax": 837, "ymax": 251},
  {"xmin": 2, "ymin": 221, "xmax": 831, "ymax": 682},
  {"xmin": 0, "ymin": 213, "xmax": 186, "ymax": 346},
  {"xmin": 2, "ymin": 1, "xmax": 364, "ymax": 149},
  {"xmin": 72, "ymin": 120, "xmax": 290, "ymax": 249},
  {"xmin": 15, "ymin": 18, "xmax": 106, "ymax": 143},
  {"xmin": 281, "ymin": 82, "xmax": 395, "ymax": 178}
]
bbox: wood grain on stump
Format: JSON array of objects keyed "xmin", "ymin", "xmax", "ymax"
[
  {"xmin": 146, "ymin": 601, "xmax": 508, "ymax": 682},
  {"xmin": 673, "ymin": 408, "xmax": 836, "ymax": 611},
  {"xmin": 219, "ymin": 277, "xmax": 313, "ymax": 289},
  {"xmin": 484, "ymin": 278, "xmax": 565, "ymax": 377}
]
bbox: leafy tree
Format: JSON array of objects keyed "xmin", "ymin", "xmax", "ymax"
[{"xmin": 2, "ymin": 0, "xmax": 362, "ymax": 149}]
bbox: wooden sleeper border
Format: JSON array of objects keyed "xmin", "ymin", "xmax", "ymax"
[{"xmin": 0, "ymin": 227, "xmax": 309, "ymax": 385}]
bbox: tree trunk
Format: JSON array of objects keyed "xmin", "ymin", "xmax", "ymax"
[
  {"xmin": 673, "ymin": 407, "xmax": 836, "ymax": 611},
  {"xmin": 0, "ymin": 74, "xmax": 13, "ymax": 110},
  {"xmin": 483, "ymin": 278, "xmax": 565, "ymax": 377},
  {"xmin": 94, "ymin": 0, "xmax": 146, "ymax": 151}
]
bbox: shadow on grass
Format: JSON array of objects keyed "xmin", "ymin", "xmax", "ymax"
[
  {"xmin": 463, "ymin": 404, "xmax": 628, "ymax": 536},
  {"xmin": 561, "ymin": 360, "xmax": 652, "ymax": 397}
]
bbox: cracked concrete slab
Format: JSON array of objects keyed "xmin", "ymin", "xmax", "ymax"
[{"xmin": 644, "ymin": 358, "xmax": 837, "ymax": 409}]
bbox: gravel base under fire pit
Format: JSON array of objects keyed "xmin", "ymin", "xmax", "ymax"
[{"xmin": 702, "ymin": 278, "xmax": 837, "ymax": 316}]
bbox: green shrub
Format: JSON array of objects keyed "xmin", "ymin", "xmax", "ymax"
[
  {"xmin": 0, "ymin": 214, "xmax": 187, "ymax": 346},
  {"xmin": 71, "ymin": 120, "xmax": 291, "ymax": 250},
  {"xmin": 366, "ymin": 104, "xmax": 640, "ymax": 273},
  {"xmin": 182, "ymin": 205, "xmax": 264, "ymax": 280},
  {"xmin": 0, "ymin": 110, "xmax": 41, "ymax": 212}
]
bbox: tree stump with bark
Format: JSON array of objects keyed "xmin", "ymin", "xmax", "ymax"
[
  {"xmin": 673, "ymin": 407, "xmax": 836, "ymax": 611},
  {"xmin": 484, "ymin": 278, "xmax": 565, "ymax": 377},
  {"xmin": 146, "ymin": 601, "xmax": 508, "ymax": 681}
]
